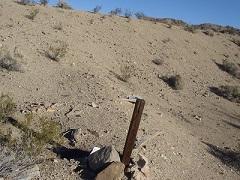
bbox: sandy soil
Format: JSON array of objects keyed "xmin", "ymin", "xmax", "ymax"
[{"xmin": 0, "ymin": 0, "xmax": 240, "ymax": 179}]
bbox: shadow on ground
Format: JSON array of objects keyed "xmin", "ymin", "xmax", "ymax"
[{"xmin": 202, "ymin": 141, "xmax": 240, "ymax": 173}]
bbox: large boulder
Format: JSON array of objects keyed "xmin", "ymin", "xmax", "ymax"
[{"xmin": 96, "ymin": 162, "xmax": 125, "ymax": 180}]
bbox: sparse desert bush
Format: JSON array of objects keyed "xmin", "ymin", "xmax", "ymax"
[
  {"xmin": 16, "ymin": 0, "xmax": 35, "ymax": 5},
  {"xmin": 0, "ymin": 94, "xmax": 15, "ymax": 122},
  {"xmin": 124, "ymin": 9, "xmax": 132, "ymax": 19},
  {"xmin": 152, "ymin": 59, "xmax": 164, "ymax": 65},
  {"xmin": 161, "ymin": 75, "xmax": 184, "ymax": 90},
  {"xmin": 117, "ymin": 64, "xmax": 133, "ymax": 82},
  {"xmin": 184, "ymin": 25, "xmax": 196, "ymax": 33},
  {"xmin": 110, "ymin": 8, "xmax": 122, "ymax": 16},
  {"xmin": 40, "ymin": 0, "xmax": 48, "ymax": 6},
  {"xmin": 0, "ymin": 48, "xmax": 22, "ymax": 72},
  {"xmin": 231, "ymin": 38, "xmax": 240, "ymax": 47},
  {"xmin": 21, "ymin": 115, "xmax": 63, "ymax": 156},
  {"xmin": 92, "ymin": 5, "xmax": 101, "ymax": 13},
  {"xmin": 203, "ymin": 30, "xmax": 214, "ymax": 36},
  {"xmin": 135, "ymin": 12, "xmax": 145, "ymax": 19},
  {"xmin": 210, "ymin": 86, "xmax": 240, "ymax": 103},
  {"xmin": 25, "ymin": 8, "xmax": 39, "ymax": 20},
  {"xmin": 56, "ymin": 0, "xmax": 72, "ymax": 10},
  {"xmin": 220, "ymin": 60, "xmax": 240, "ymax": 79},
  {"xmin": 53, "ymin": 22, "xmax": 63, "ymax": 30},
  {"xmin": 46, "ymin": 40, "xmax": 68, "ymax": 61}
]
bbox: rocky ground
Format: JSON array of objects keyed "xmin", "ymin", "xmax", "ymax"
[{"xmin": 0, "ymin": 0, "xmax": 240, "ymax": 179}]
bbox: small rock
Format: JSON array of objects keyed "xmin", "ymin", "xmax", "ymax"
[
  {"xmin": 133, "ymin": 154, "xmax": 151, "ymax": 180},
  {"xmin": 96, "ymin": 162, "xmax": 125, "ymax": 180},
  {"xmin": 91, "ymin": 102, "xmax": 98, "ymax": 108},
  {"xmin": 194, "ymin": 115, "xmax": 202, "ymax": 121},
  {"xmin": 88, "ymin": 145, "xmax": 120, "ymax": 172},
  {"xmin": 63, "ymin": 128, "xmax": 81, "ymax": 146}
]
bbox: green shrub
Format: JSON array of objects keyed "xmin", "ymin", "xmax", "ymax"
[{"xmin": 21, "ymin": 116, "xmax": 62, "ymax": 156}]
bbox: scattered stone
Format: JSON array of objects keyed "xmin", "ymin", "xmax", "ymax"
[
  {"xmin": 194, "ymin": 115, "xmax": 202, "ymax": 121},
  {"xmin": 63, "ymin": 128, "xmax": 81, "ymax": 146},
  {"xmin": 132, "ymin": 154, "xmax": 151, "ymax": 180},
  {"xmin": 88, "ymin": 145, "xmax": 120, "ymax": 172},
  {"xmin": 96, "ymin": 162, "xmax": 125, "ymax": 180}
]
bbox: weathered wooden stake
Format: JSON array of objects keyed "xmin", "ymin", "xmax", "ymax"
[{"xmin": 122, "ymin": 99, "xmax": 145, "ymax": 167}]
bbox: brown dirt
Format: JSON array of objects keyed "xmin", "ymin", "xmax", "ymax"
[{"xmin": 0, "ymin": 0, "xmax": 240, "ymax": 179}]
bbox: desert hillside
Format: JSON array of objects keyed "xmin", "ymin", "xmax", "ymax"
[{"xmin": 0, "ymin": 0, "xmax": 240, "ymax": 179}]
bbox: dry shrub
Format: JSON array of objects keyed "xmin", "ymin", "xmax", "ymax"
[
  {"xmin": 203, "ymin": 30, "xmax": 214, "ymax": 36},
  {"xmin": 184, "ymin": 25, "xmax": 196, "ymax": 33},
  {"xmin": 93, "ymin": 5, "xmax": 101, "ymax": 13},
  {"xmin": 25, "ymin": 8, "xmax": 39, "ymax": 20},
  {"xmin": 221, "ymin": 60, "xmax": 240, "ymax": 79},
  {"xmin": 53, "ymin": 22, "xmax": 63, "ymax": 30},
  {"xmin": 56, "ymin": 0, "xmax": 72, "ymax": 10},
  {"xmin": 161, "ymin": 75, "xmax": 184, "ymax": 90},
  {"xmin": 46, "ymin": 40, "xmax": 68, "ymax": 61},
  {"xmin": 0, "ymin": 95, "xmax": 15, "ymax": 122},
  {"xmin": 231, "ymin": 39, "xmax": 240, "ymax": 47},
  {"xmin": 135, "ymin": 12, "xmax": 145, "ymax": 19},
  {"xmin": 117, "ymin": 64, "xmax": 133, "ymax": 82},
  {"xmin": 16, "ymin": 0, "xmax": 35, "ymax": 5},
  {"xmin": 0, "ymin": 48, "xmax": 23, "ymax": 72},
  {"xmin": 40, "ymin": 0, "xmax": 48, "ymax": 6},
  {"xmin": 210, "ymin": 86, "xmax": 240, "ymax": 103},
  {"xmin": 110, "ymin": 8, "xmax": 122, "ymax": 16}
]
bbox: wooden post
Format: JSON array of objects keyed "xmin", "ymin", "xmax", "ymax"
[{"xmin": 122, "ymin": 99, "xmax": 145, "ymax": 167}]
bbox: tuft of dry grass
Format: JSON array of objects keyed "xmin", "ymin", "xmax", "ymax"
[
  {"xmin": 0, "ymin": 48, "xmax": 23, "ymax": 72},
  {"xmin": 161, "ymin": 74, "xmax": 184, "ymax": 90},
  {"xmin": 0, "ymin": 94, "xmax": 15, "ymax": 122},
  {"xmin": 203, "ymin": 30, "xmax": 214, "ymax": 36},
  {"xmin": 46, "ymin": 40, "xmax": 68, "ymax": 62},
  {"xmin": 117, "ymin": 64, "xmax": 133, "ymax": 82},
  {"xmin": 210, "ymin": 86, "xmax": 240, "ymax": 103},
  {"xmin": 25, "ymin": 8, "xmax": 39, "ymax": 20}
]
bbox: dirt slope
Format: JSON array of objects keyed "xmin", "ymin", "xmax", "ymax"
[{"xmin": 0, "ymin": 0, "xmax": 240, "ymax": 179}]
